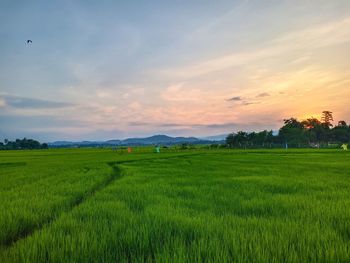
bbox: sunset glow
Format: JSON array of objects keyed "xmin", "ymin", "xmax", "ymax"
[{"xmin": 1, "ymin": 1, "xmax": 349, "ymax": 141}]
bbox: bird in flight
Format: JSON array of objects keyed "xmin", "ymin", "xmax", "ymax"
[{"xmin": 27, "ymin": 40, "xmax": 32, "ymax": 44}]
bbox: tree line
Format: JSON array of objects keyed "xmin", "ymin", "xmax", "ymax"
[
  {"xmin": 226, "ymin": 111, "xmax": 350, "ymax": 148},
  {"xmin": 0, "ymin": 138, "xmax": 48, "ymax": 150}
]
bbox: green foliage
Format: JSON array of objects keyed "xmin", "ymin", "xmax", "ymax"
[
  {"xmin": 1, "ymin": 148, "xmax": 350, "ymax": 262},
  {"xmin": 226, "ymin": 113, "xmax": 350, "ymax": 148},
  {"xmin": 279, "ymin": 118, "xmax": 307, "ymax": 147},
  {"xmin": 178, "ymin": 143, "xmax": 196, "ymax": 150},
  {"xmin": 0, "ymin": 138, "xmax": 48, "ymax": 150},
  {"xmin": 227, "ymin": 130, "xmax": 275, "ymax": 148}
]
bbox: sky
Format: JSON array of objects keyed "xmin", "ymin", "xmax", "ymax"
[{"xmin": 1, "ymin": 0, "xmax": 350, "ymax": 141}]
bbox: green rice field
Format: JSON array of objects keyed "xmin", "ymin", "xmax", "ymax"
[{"xmin": 0, "ymin": 148, "xmax": 350, "ymax": 262}]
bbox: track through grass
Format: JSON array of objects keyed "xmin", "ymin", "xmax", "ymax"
[
  {"xmin": 1, "ymin": 153, "xmax": 203, "ymax": 249},
  {"xmin": 2, "ymin": 162, "xmax": 123, "ymax": 247}
]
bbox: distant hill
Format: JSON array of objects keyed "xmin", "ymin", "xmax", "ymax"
[
  {"xmin": 48, "ymin": 134, "xmax": 216, "ymax": 147},
  {"xmin": 122, "ymin": 135, "xmax": 199, "ymax": 145}
]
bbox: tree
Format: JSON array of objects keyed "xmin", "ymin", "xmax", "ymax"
[
  {"xmin": 226, "ymin": 133, "xmax": 235, "ymax": 148},
  {"xmin": 332, "ymin": 121, "xmax": 349, "ymax": 143},
  {"xmin": 251, "ymin": 130, "xmax": 273, "ymax": 147},
  {"xmin": 0, "ymin": 138, "xmax": 47, "ymax": 150},
  {"xmin": 282, "ymin": 118, "xmax": 303, "ymax": 128},
  {"xmin": 224, "ymin": 111, "xmax": 345, "ymax": 149},
  {"xmin": 301, "ymin": 117, "xmax": 324, "ymax": 144},
  {"xmin": 337, "ymin": 120, "xmax": 347, "ymax": 127},
  {"xmin": 301, "ymin": 117, "xmax": 321, "ymax": 130},
  {"xmin": 247, "ymin": 132, "xmax": 257, "ymax": 146},
  {"xmin": 235, "ymin": 131, "xmax": 249, "ymax": 148},
  {"xmin": 41, "ymin": 143, "xmax": 49, "ymax": 149},
  {"xmin": 226, "ymin": 132, "xmax": 248, "ymax": 148},
  {"xmin": 321, "ymin": 111, "xmax": 334, "ymax": 128},
  {"xmin": 265, "ymin": 130, "xmax": 274, "ymax": 147},
  {"xmin": 279, "ymin": 118, "xmax": 306, "ymax": 148}
]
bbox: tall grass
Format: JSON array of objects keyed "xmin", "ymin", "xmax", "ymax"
[{"xmin": 1, "ymin": 149, "xmax": 349, "ymax": 262}]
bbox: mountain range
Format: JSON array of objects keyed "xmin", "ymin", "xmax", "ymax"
[{"xmin": 48, "ymin": 134, "xmax": 226, "ymax": 147}]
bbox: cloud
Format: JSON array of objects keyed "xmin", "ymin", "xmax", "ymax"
[
  {"xmin": 126, "ymin": 121, "xmax": 279, "ymax": 135},
  {"xmin": 0, "ymin": 113, "xmax": 87, "ymax": 128},
  {"xmin": 154, "ymin": 17, "xmax": 350, "ymax": 80},
  {"xmin": 128, "ymin": 121, "xmax": 153, "ymax": 126},
  {"xmin": 256, "ymin": 92, "xmax": 270, "ymax": 98},
  {"xmin": 0, "ymin": 97, "xmax": 5, "ymax": 107},
  {"xmin": 128, "ymin": 121, "xmax": 238, "ymax": 129},
  {"xmin": 242, "ymin": 101, "xmax": 260, "ymax": 106},
  {"xmin": 157, "ymin": 123, "xmax": 188, "ymax": 128},
  {"xmin": 159, "ymin": 123, "xmax": 238, "ymax": 129},
  {"xmin": 272, "ymin": 17, "xmax": 350, "ymax": 49},
  {"xmin": 227, "ymin": 96, "xmax": 242, "ymax": 101},
  {"xmin": 128, "ymin": 122, "xmax": 188, "ymax": 128},
  {"xmin": 0, "ymin": 95, "xmax": 73, "ymax": 109},
  {"xmin": 161, "ymin": 83, "xmax": 204, "ymax": 102},
  {"xmin": 0, "ymin": 113, "xmax": 117, "ymax": 141},
  {"xmin": 227, "ymin": 95, "xmax": 261, "ymax": 106},
  {"xmin": 203, "ymin": 122, "xmax": 237, "ymax": 129}
]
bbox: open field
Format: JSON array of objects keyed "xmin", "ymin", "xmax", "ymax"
[{"xmin": 0, "ymin": 148, "xmax": 350, "ymax": 262}]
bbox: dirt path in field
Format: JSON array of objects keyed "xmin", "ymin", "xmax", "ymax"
[
  {"xmin": 2, "ymin": 162, "xmax": 122, "ymax": 248},
  {"xmin": 3, "ymin": 153, "xmax": 204, "ymax": 248}
]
